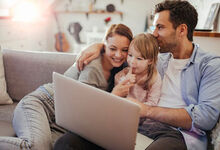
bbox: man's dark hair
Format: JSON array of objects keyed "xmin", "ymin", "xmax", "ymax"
[{"xmin": 155, "ymin": 0, "xmax": 198, "ymax": 41}]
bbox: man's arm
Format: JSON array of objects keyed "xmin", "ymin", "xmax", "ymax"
[
  {"xmin": 144, "ymin": 106, "xmax": 192, "ymax": 130},
  {"xmin": 127, "ymin": 98, "xmax": 192, "ymax": 130},
  {"xmin": 77, "ymin": 43, "xmax": 104, "ymax": 71}
]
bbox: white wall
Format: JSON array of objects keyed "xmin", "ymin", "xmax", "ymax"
[
  {"xmin": 0, "ymin": 18, "xmax": 53, "ymax": 51},
  {"xmin": 190, "ymin": 0, "xmax": 220, "ymax": 56},
  {"xmin": 194, "ymin": 37, "xmax": 220, "ymax": 56},
  {"xmin": 53, "ymin": 0, "xmax": 163, "ymax": 53},
  {"xmin": 0, "ymin": 0, "xmax": 219, "ymax": 54},
  {"xmin": 0, "ymin": 0, "xmax": 162, "ymax": 52}
]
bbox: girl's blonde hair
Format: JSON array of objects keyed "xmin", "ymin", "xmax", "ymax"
[
  {"xmin": 130, "ymin": 33, "xmax": 159, "ymax": 90},
  {"xmin": 104, "ymin": 24, "xmax": 133, "ymax": 42}
]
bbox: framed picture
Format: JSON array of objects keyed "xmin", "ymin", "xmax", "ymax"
[{"xmin": 204, "ymin": 3, "xmax": 220, "ymax": 30}]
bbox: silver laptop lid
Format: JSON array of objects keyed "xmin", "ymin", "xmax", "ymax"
[{"xmin": 53, "ymin": 72, "xmax": 140, "ymax": 150}]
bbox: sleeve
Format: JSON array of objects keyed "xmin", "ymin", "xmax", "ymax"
[
  {"xmin": 63, "ymin": 63, "xmax": 80, "ymax": 80},
  {"xmin": 144, "ymin": 74, "xmax": 162, "ymax": 106},
  {"xmin": 77, "ymin": 67, "xmax": 101, "ymax": 88},
  {"xmin": 184, "ymin": 58, "xmax": 220, "ymax": 133}
]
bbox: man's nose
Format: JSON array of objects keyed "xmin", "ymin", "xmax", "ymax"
[{"xmin": 152, "ymin": 28, "xmax": 158, "ymax": 38}]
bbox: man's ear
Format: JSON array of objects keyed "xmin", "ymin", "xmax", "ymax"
[{"xmin": 178, "ymin": 24, "xmax": 187, "ymax": 37}]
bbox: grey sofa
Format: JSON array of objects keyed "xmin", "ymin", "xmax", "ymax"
[
  {"xmin": 0, "ymin": 49, "xmax": 219, "ymax": 150},
  {"xmin": 0, "ymin": 49, "xmax": 76, "ymax": 138}
]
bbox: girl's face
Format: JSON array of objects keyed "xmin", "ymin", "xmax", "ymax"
[
  {"xmin": 105, "ymin": 34, "xmax": 130, "ymax": 67},
  {"xmin": 127, "ymin": 45, "xmax": 151, "ymax": 75}
]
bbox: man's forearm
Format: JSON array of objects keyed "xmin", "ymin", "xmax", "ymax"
[
  {"xmin": 143, "ymin": 105, "xmax": 192, "ymax": 130},
  {"xmin": 77, "ymin": 43, "xmax": 104, "ymax": 70}
]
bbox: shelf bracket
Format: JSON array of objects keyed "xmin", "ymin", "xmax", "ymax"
[
  {"xmin": 86, "ymin": 12, "xmax": 89, "ymax": 19},
  {"xmin": 120, "ymin": 13, "xmax": 123, "ymax": 20}
]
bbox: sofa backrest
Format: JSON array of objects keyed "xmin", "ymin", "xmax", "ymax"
[{"xmin": 2, "ymin": 49, "xmax": 76, "ymax": 101}]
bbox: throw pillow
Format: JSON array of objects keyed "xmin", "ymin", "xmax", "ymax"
[{"xmin": 0, "ymin": 47, "xmax": 13, "ymax": 104}]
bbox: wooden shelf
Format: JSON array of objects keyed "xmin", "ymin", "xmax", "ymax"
[
  {"xmin": 194, "ymin": 31, "xmax": 220, "ymax": 37},
  {"xmin": 56, "ymin": 10, "xmax": 123, "ymax": 20}
]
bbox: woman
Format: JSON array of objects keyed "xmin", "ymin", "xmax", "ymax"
[{"xmin": 0, "ymin": 24, "xmax": 133, "ymax": 150}]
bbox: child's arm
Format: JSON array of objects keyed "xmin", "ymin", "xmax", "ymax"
[{"xmin": 113, "ymin": 67, "xmax": 136, "ymax": 97}]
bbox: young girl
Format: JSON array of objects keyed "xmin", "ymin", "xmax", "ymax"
[{"xmin": 113, "ymin": 33, "xmax": 162, "ymax": 109}]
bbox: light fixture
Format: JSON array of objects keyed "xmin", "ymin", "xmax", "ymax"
[{"xmin": 11, "ymin": 0, "xmax": 41, "ymax": 22}]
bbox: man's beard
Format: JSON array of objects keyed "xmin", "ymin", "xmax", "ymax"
[
  {"xmin": 158, "ymin": 41, "xmax": 177, "ymax": 53},
  {"xmin": 159, "ymin": 47, "xmax": 169, "ymax": 53}
]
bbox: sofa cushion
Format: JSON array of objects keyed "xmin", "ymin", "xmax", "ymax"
[
  {"xmin": 0, "ymin": 47, "xmax": 13, "ymax": 104},
  {"xmin": 2, "ymin": 49, "xmax": 76, "ymax": 101},
  {"xmin": 0, "ymin": 121, "xmax": 15, "ymax": 136},
  {"xmin": 0, "ymin": 102, "xmax": 17, "ymax": 122},
  {"xmin": 211, "ymin": 121, "xmax": 220, "ymax": 149}
]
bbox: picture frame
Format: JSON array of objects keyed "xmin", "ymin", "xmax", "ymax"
[{"xmin": 204, "ymin": 3, "xmax": 220, "ymax": 30}]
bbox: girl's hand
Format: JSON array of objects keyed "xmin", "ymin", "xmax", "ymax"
[
  {"xmin": 125, "ymin": 67, "xmax": 136, "ymax": 84},
  {"xmin": 112, "ymin": 79, "xmax": 134, "ymax": 97}
]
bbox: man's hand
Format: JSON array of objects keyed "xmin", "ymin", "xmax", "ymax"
[
  {"xmin": 126, "ymin": 97, "xmax": 150, "ymax": 117},
  {"xmin": 77, "ymin": 43, "xmax": 104, "ymax": 71},
  {"xmin": 112, "ymin": 79, "xmax": 134, "ymax": 97}
]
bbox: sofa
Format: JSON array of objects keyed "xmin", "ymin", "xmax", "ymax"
[
  {"xmin": 0, "ymin": 49, "xmax": 219, "ymax": 150},
  {"xmin": 0, "ymin": 49, "xmax": 76, "ymax": 142}
]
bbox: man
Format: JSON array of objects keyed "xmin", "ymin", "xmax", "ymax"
[{"xmin": 62, "ymin": 1, "xmax": 220, "ymax": 150}]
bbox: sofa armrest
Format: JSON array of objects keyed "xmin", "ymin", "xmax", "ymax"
[{"xmin": 2, "ymin": 49, "xmax": 76, "ymax": 101}]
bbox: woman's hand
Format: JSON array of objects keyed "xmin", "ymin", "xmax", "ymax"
[
  {"xmin": 112, "ymin": 79, "xmax": 134, "ymax": 97},
  {"xmin": 77, "ymin": 43, "xmax": 104, "ymax": 71}
]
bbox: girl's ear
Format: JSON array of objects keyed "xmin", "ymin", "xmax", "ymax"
[{"xmin": 148, "ymin": 59, "xmax": 153, "ymax": 65}]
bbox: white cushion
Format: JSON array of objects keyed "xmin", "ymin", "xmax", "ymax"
[{"xmin": 0, "ymin": 47, "xmax": 13, "ymax": 104}]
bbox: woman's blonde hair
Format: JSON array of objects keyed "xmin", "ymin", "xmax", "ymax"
[
  {"xmin": 104, "ymin": 24, "xmax": 133, "ymax": 42},
  {"xmin": 130, "ymin": 33, "xmax": 159, "ymax": 90}
]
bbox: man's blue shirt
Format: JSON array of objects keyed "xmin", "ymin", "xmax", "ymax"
[{"xmin": 157, "ymin": 44, "xmax": 220, "ymax": 149}]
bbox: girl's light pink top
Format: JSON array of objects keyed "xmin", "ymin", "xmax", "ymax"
[{"xmin": 115, "ymin": 67, "xmax": 162, "ymax": 106}]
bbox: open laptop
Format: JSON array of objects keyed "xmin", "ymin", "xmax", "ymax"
[{"xmin": 53, "ymin": 72, "xmax": 153, "ymax": 150}]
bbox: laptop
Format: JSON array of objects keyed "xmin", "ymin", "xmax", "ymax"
[{"xmin": 53, "ymin": 72, "xmax": 153, "ymax": 150}]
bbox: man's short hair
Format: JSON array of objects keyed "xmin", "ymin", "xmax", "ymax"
[{"xmin": 155, "ymin": 0, "xmax": 198, "ymax": 41}]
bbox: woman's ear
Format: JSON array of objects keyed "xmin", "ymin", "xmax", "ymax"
[{"xmin": 101, "ymin": 44, "xmax": 106, "ymax": 53}]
